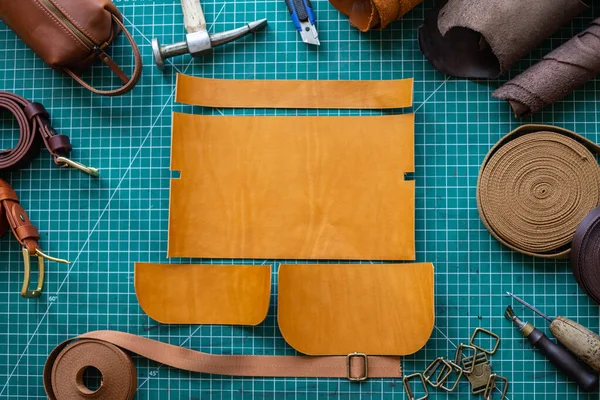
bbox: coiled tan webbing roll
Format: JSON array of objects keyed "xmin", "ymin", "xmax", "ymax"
[
  {"xmin": 477, "ymin": 125, "xmax": 600, "ymax": 259},
  {"xmin": 44, "ymin": 331, "xmax": 402, "ymax": 399}
]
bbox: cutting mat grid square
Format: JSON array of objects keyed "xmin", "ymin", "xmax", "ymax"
[{"xmin": 0, "ymin": 1, "xmax": 599, "ymax": 398}]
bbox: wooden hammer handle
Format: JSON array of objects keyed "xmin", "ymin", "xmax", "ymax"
[{"xmin": 181, "ymin": 0, "xmax": 206, "ymax": 33}]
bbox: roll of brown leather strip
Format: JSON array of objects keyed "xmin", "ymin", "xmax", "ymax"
[
  {"xmin": 0, "ymin": 91, "xmax": 72, "ymax": 171},
  {"xmin": 571, "ymin": 206, "xmax": 600, "ymax": 304},
  {"xmin": 494, "ymin": 18, "xmax": 600, "ymax": 117},
  {"xmin": 45, "ymin": 331, "xmax": 402, "ymax": 399},
  {"xmin": 329, "ymin": 0, "xmax": 422, "ymax": 31},
  {"xmin": 418, "ymin": 0, "xmax": 587, "ymax": 79},
  {"xmin": 477, "ymin": 125, "xmax": 600, "ymax": 259}
]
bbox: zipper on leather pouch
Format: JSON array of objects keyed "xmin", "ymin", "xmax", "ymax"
[{"xmin": 38, "ymin": 0, "xmax": 97, "ymax": 50}]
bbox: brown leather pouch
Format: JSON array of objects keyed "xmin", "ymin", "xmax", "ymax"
[{"xmin": 0, "ymin": 0, "xmax": 142, "ymax": 96}]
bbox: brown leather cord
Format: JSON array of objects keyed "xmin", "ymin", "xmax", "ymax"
[
  {"xmin": 44, "ymin": 331, "xmax": 402, "ymax": 399},
  {"xmin": 571, "ymin": 206, "xmax": 600, "ymax": 304},
  {"xmin": 0, "ymin": 91, "xmax": 73, "ymax": 171},
  {"xmin": 477, "ymin": 125, "xmax": 600, "ymax": 259},
  {"xmin": 64, "ymin": 15, "xmax": 142, "ymax": 97}
]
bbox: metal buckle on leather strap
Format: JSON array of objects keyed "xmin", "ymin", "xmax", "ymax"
[
  {"xmin": 347, "ymin": 352, "xmax": 368, "ymax": 381},
  {"xmin": 21, "ymin": 247, "xmax": 69, "ymax": 298}
]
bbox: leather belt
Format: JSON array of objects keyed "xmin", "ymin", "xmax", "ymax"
[
  {"xmin": 0, "ymin": 91, "xmax": 97, "ymax": 176},
  {"xmin": 0, "ymin": 179, "xmax": 68, "ymax": 298},
  {"xmin": 477, "ymin": 124, "xmax": 600, "ymax": 259},
  {"xmin": 44, "ymin": 330, "xmax": 402, "ymax": 399},
  {"xmin": 572, "ymin": 205, "xmax": 600, "ymax": 304}
]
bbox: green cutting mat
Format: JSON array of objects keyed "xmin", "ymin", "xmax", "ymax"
[{"xmin": 0, "ymin": 0, "xmax": 599, "ymax": 398}]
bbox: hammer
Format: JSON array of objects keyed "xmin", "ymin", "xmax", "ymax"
[{"xmin": 152, "ymin": 0, "xmax": 267, "ymax": 69}]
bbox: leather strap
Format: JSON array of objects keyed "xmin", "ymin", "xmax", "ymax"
[
  {"xmin": 477, "ymin": 124, "xmax": 600, "ymax": 259},
  {"xmin": 0, "ymin": 91, "xmax": 73, "ymax": 171},
  {"xmin": 571, "ymin": 205, "xmax": 600, "ymax": 304},
  {"xmin": 0, "ymin": 179, "xmax": 40, "ymax": 254},
  {"xmin": 64, "ymin": 15, "xmax": 142, "ymax": 97},
  {"xmin": 44, "ymin": 330, "xmax": 402, "ymax": 399}
]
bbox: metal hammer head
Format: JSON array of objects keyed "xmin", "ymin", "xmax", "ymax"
[{"xmin": 152, "ymin": 18, "xmax": 268, "ymax": 69}]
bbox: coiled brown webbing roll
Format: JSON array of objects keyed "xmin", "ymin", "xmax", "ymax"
[{"xmin": 477, "ymin": 125, "xmax": 600, "ymax": 259}]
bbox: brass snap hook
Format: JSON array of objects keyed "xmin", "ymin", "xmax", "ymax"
[
  {"xmin": 55, "ymin": 156, "xmax": 99, "ymax": 177},
  {"xmin": 21, "ymin": 248, "xmax": 70, "ymax": 298}
]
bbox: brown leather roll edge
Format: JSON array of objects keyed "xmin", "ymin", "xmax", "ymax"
[
  {"xmin": 571, "ymin": 205, "xmax": 600, "ymax": 304},
  {"xmin": 44, "ymin": 331, "xmax": 402, "ymax": 399},
  {"xmin": 477, "ymin": 124, "xmax": 600, "ymax": 259}
]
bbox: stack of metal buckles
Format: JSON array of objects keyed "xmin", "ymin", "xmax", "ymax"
[{"xmin": 402, "ymin": 328, "xmax": 509, "ymax": 400}]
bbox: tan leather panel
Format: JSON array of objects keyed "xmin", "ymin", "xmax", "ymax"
[
  {"xmin": 168, "ymin": 113, "xmax": 415, "ymax": 260},
  {"xmin": 134, "ymin": 263, "xmax": 271, "ymax": 325},
  {"xmin": 176, "ymin": 74, "xmax": 413, "ymax": 109},
  {"xmin": 278, "ymin": 263, "xmax": 434, "ymax": 355}
]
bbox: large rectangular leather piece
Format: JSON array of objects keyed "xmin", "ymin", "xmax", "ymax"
[
  {"xmin": 176, "ymin": 74, "xmax": 414, "ymax": 109},
  {"xmin": 278, "ymin": 263, "xmax": 435, "ymax": 355},
  {"xmin": 134, "ymin": 263, "xmax": 272, "ymax": 325},
  {"xmin": 168, "ymin": 112, "xmax": 415, "ymax": 260}
]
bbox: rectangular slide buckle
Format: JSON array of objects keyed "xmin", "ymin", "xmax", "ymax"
[{"xmin": 347, "ymin": 352, "xmax": 368, "ymax": 381}]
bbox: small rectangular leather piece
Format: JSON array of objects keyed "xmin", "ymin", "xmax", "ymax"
[
  {"xmin": 134, "ymin": 263, "xmax": 271, "ymax": 325},
  {"xmin": 169, "ymin": 113, "xmax": 415, "ymax": 260},
  {"xmin": 278, "ymin": 263, "xmax": 435, "ymax": 355},
  {"xmin": 176, "ymin": 74, "xmax": 413, "ymax": 109}
]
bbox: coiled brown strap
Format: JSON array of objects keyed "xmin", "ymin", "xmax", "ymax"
[
  {"xmin": 572, "ymin": 206, "xmax": 600, "ymax": 304},
  {"xmin": 0, "ymin": 91, "xmax": 72, "ymax": 171},
  {"xmin": 477, "ymin": 124, "xmax": 600, "ymax": 259},
  {"xmin": 44, "ymin": 331, "xmax": 402, "ymax": 400}
]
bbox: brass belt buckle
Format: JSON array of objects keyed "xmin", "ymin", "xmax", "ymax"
[
  {"xmin": 21, "ymin": 248, "xmax": 69, "ymax": 298},
  {"xmin": 346, "ymin": 352, "xmax": 368, "ymax": 381},
  {"xmin": 402, "ymin": 373, "xmax": 429, "ymax": 400}
]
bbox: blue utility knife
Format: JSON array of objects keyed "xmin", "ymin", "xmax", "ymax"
[{"xmin": 285, "ymin": 0, "xmax": 320, "ymax": 45}]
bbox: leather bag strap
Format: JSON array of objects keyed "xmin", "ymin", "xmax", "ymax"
[
  {"xmin": 0, "ymin": 91, "xmax": 73, "ymax": 171},
  {"xmin": 44, "ymin": 330, "xmax": 402, "ymax": 399},
  {"xmin": 64, "ymin": 15, "xmax": 142, "ymax": 97}
]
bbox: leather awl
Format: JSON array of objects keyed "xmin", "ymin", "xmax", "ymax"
[{"xmin": 0, "ymin": 179, "xmax": 69, "ymax": 298}]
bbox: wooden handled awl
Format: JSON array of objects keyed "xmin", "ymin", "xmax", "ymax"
[
  {"xmin": 507, "ymin": 292, "xmax": 600, "ymax": 373},
  {"xmin": 505, "ymin": 305, "xmax": 599, "ymax": 392}
]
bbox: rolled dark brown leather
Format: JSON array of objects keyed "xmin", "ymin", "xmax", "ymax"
[
  {"xmin": 572, "ymin": 206, "xmax": 600, "ymax": 304},
  {"xmin": 494, "ymin": 18, "xmax": 600, "ymax": 117},
  {"xmin": 418, "ymin": 0, "xmax": 588, "ymax": 79}
]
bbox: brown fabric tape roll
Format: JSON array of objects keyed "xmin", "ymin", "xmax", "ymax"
[
  {"xmin": 571, "ymin": 206, "xmax": 600, "ymax": 304},
  {"xmin": 44, "ymin": 331, "xmax": 402, "ymax": 399},
  {"xmin": 494, "ymin": 18, "xmax": 600, "ymax": 117},
  {"xmin": 329, "ymin": 0, "xmax": 422, "ymax": 31},
  {"xmin": 477, "ymin": 125, "xmax": 600, "ymax": 259},
  {"xmin": 418, "ymin": 0, "xmax": 587, "ymax": 78}
]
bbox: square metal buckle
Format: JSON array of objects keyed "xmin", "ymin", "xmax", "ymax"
[{"xmin": 346, "ymin": 352, "xmax": 368, "ymax": 381}]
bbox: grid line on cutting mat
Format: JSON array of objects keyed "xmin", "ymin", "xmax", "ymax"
[{"xmin": 0, "ymin": 0, "xmax": 599, "ymax": 398}]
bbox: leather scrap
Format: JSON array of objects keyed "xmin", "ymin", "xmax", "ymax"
[
  {"xmin": 176, "ymin": 74, "xmax": 414, "ymax": 109},
  {"xmin": 278, "ymin": 263, "xmax": 434, "ymax": 355},
  {"xmin": 44, "ymin": 330, "xmax": 402, "ymax": 399},
  {"xmin": 168, "ymin": 113, "xmax": 415, "ymax": 260},
  {"xmin": 571, "ymin": 206, "xmax": 600, "ymax": 304},
  {"xmin": 134, "ymin": 263, "xmax": 271, "ymax": 325},
  {"xmin": 329, "ymin": 0, "xmax": 422, "ymax": 31},
  {"xmin": 494, "ymin": 18, "xmax": 600, "ymax": 117},
  {"xmin": 477, "ymin": 125, "xmax": 600, "ymax": 259},
  {"xmin": 418, "ymin": 0, "xmax": 587, "ymax": 78}
]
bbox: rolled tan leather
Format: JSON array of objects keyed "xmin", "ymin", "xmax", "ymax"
[
  {"xmin": 168, "ymin": 113, "xmax": 415, "ymax": 260},
  {"xmin": 176, "ymin": 74, "xmax": 414, "ymax": 109},
  {"xmin": 329, "ymin": 0, "xmax": 423, "ymax": 31},
  {"xmin": 278, "ymin": 263, "xmax": 434, "ymax": 355},
  {"xmin": 134, "ymin": 263, "xmax": 271, "ymax": 325}
]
